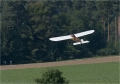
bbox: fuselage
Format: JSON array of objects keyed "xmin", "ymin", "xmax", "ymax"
[{"xmin": 70, "ymin": 34, "xmax": 80, "ymax": 42}]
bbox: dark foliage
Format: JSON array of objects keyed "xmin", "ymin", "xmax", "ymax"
[
  {"xmin": 1, "ymin": 0, "xmax": 119, "ymax": 65},
  {"xmin": 35, "ymin": 69, "xmax": 69, "ymax": 84}
]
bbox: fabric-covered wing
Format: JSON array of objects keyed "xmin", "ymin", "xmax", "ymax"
[
  {"xmin": 49, "ymin": 30, "xmax": 95, "ymax": 41},
  {"xmin": 49, "ymin": 35, "xmax": 72, "ymax": 41},
  {"xmin": 75, "ymin": 30, "xmax": 95, "ymax": 37}
]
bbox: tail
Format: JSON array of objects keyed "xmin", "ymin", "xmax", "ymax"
[{"xmin": 81, "ymin": 39, "xmax": 89, "ymax": 44}]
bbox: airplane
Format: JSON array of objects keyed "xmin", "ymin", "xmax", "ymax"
[{"xmin": 49, "ymin": 30, "xmax": 95, "ymax": 45}]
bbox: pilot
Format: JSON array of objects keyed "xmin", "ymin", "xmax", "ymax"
[
  {"xmin": 70, "ymin": 34, "xmax": 75, "ymax": 37},
  {"xmin": 70, "ymin": 34, "xmax": 80, "ymax": 42}
]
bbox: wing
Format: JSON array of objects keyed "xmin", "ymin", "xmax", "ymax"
[
  {"xmin": 75, "ymin": 30, "xmax": 95, "ymax": 37},
  {"xmin": 49, "ymin": 30, "xmax": 95, "ymax": 41},
  {"xmin": 49, "ymin": 35, "xmax": 72, "ymax": 41}
]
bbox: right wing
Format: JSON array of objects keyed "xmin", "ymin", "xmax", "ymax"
[
  {"xmin": 49, "ymin": 35, "xmax": 72, "ymax": 41},
  {"xmin": 74, "ymin": 30, "xmax": 95, "ymax": 37}
]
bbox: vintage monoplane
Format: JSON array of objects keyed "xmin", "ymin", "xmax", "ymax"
[{"xmin": 49, "ymin": 30, "xmax": 95, "ymax": 45}]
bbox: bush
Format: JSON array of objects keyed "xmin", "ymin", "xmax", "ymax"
[
  {"xmin": 96, "ymin": 47, "xmax": 119, "ymax": 56},
  {"xmin": 35, "ymin": 69, "xmax": 69, "ymax": 84},
  {"xmin": 96, "ymin": 48, "xmax": 109, "ymax": 56}
]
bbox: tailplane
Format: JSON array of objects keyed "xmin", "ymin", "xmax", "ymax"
[
  {"xmin": 73, "ymin": 39, "xmax": 89, "ymax": 45},
  {"xmin": 81, "ymin": 39, "xmax": 89, "ymax": 44}
]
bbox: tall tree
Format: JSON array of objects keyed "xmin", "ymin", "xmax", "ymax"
[
  {"xmin": 118, "ymin": 16, "xmax": 120, "ymax": 39},
  {"xmin": 1, "ymin": 1, "xmax": 29, "ymax": 64},
  {"xmin": 114, "ymin": 16, "xmax": 117, "ymax": 47}
]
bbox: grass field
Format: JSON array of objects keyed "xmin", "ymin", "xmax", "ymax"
[{"xmin": 0, "ymin": 62, "xmax": 119, "ymax": 84}]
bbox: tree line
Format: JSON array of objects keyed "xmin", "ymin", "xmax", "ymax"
[{"xmin": 1, "ymin": 0, "xmax": 119, "ymax": 65}]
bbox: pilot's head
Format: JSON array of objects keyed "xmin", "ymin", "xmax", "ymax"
[{"xmin": 70, "ymin": 34, "xmax": 75, "ymax": 37}]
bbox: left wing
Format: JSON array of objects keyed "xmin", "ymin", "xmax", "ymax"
[{"xmin": 49, "ymin": 35, "xmax": 72, "ymax": 41}]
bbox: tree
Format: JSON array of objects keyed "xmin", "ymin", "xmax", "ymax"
[
  {"xmin": 1, "ymin": 1, "xmax": 30, "ymax": 64},
  {"xmin": 1, "ymin": 0, "xmax": 119, "ymax": 65},
  {"xmin": 118, "ymin": 16, "xmax": 120, "ymax": 39},
  {"xmin": 35, "ymin": 69, "xmax": 69, "ymax": 84}
]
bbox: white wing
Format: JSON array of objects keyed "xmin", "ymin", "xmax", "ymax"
[
  {"xmin": 74, "ymin": 30, "xmax": 95, "ymax": 37},
  {"xmin": 49, "ymin": 30, "xmax": 95, "ymax": 41},
  {"xmin": 49, "ymin": 35, "xmax": 72, "ymax": 41}
]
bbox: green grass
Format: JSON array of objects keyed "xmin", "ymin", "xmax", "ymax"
[{"xmin": 0, "ymin": 62, "xmax": 119, "ymax": 84}]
